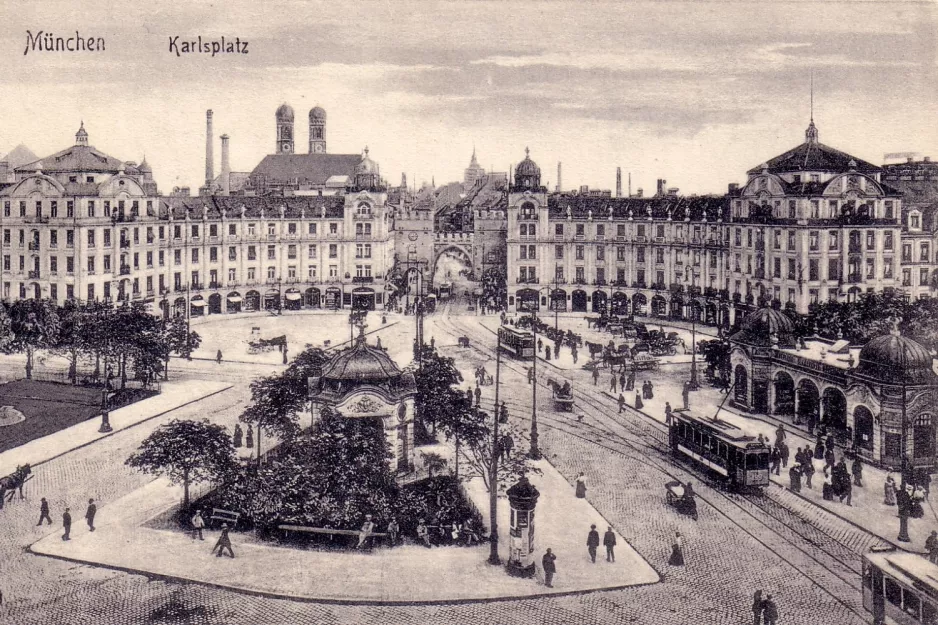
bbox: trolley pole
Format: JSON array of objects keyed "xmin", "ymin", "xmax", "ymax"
[
  {"xmin": 898, "ymin": 377, "xmax": 911, "ymax": 543},
  {"xmin": 488, "ymin": 331, "xmax": 502, "ymax": 565}
]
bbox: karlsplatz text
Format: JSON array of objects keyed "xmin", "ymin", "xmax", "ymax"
[
  {"xmin": 168, "ymin": 36, "xmax": 249, "ymax": 57},
  {"xmin": 24, "ymin": 31, "xmax": 105, "ymax": 55}
]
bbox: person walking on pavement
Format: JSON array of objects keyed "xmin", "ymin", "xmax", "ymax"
[
  {"xmin": 545, "ymin": 345, "xmax": 551, "ymax": 361},
  {"xmin": 635, "ymin": 390, "xmax": 643, "ymax": 410},
  {"xmin": 216, "ymin": 350, "xmax": 223, "ymax": 364},
  {"xmin": 770, "ymin": 447, "xmax": 781, "ymax": 476},
  {"xmin": 603, "ymin": 526, "xmax": 617, "ymax": 562},
  {"xmin": 542, "ymin": 548, "xmax": 557, "ymax": 587},
  {"xmin": 85, "ymin": 499, "xmax": 96, "ymax": 532},
  {"xmin": 387, "ymin": 517, "xmax": 400, "ymax": 547},
  {"xmin": 852, "ymin": 456, "xmax": 863, "ymax": 487},
  {"xmin": 752, "ymin": 590, "xmax": 763, "ymax": 625},
  {"xmin": 668, "ymin": 532, "xmax": 685, "ymax": 566},
  {"xmin": 775, "ymin": 424, "xmax": 786, "ymax": 448},
  {"xmin": 62, "ymin": 508, "xmax": 72, "ymax": 541},
  {"xmin": 575, "ymin": 472, "xmax": 587, "ymax": 498},
  {"xmin": 587, "ymin": 524, "xmax": 600, "ymax": 563},
  {"xmin": 682, "ymin": 381, "xmax": 690, "ymax": 410},
  {"xmin": 779, "ymin": 441, "xmax": 789, "ymax": 469},
  {"xmin": 617, "ymin": 393, "xmax": 625, "ymax": 413},
  {"xmin": 646, "ymin": 381, "xmax": 654, "ymax": 399},
  {"xmin": 474, "ymin": 385, "xmax": 482, "ymax": 407},
  {"xmin": 803, "ymin": 455, "xmax": 815, "ymax": 490},
  {"xmin": 245, "ymin": 424, "xmax": 254, "ymax": 449},
  {"xmin": 618, "ymin": 372, "xmax": 626, "ymax": 393},
  {"xmin": 592, "ymin": 367, "xmax": 599, "ymax": 386},
  {"xmin": 191, "ymin": 509, "xmax": 205, "ymax": 540},
  {"xmin": 665, "ymin": 402, "xmax": 673, "ymax": 426},
  {"xmin": 626, "ymin": 369, "xmax": 635, "ymax": 391},
  {"xmin": 233, "ymin": 424, "xmax": 243, "ymax": 448},
  {"xmin": 761, "ymin": 594, "xmax": 779, "ymax": 625},
  {"xmin": 37, "ymin": 497, "xmax": 52, "ymax": 526},
  {"xmin": 610, "ymin": 374, "xmax": 617, "ymax": 394},
  {"xmin": 213, "ymin": 523, "xmax": 235, "ymax": 558},
  {"xmin": 789, "ymin": 464, "xmax": 802, "ymax": 493},
  {"xmin": 884, "ymin": 474, "xmax": 898, "ymax": 506},
  {"xmin": 927, "ymin": 531, "xmax": 938, "ymax": 564}
]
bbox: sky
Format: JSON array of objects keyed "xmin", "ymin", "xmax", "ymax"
[{"xmin": 0, "ymin": 0, "xmax": 936, "ymax": 195}]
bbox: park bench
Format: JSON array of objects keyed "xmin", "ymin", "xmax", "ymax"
[
  {"xmin": 210, "ymin": 508, "xmax": 241, "ymax": 528},
  {"xmin": 278, "ymin": 524, "xmax": 388, "ymax": 547}
]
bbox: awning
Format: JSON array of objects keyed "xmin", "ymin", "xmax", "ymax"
[
  {"xmin": 227, "ymin": 295, "xmax": 243, "ymax": 303},
  {"xmin": 285, "ymin": 292, "xmax": 302, "ymax": 301},
  {"xmin": 190, "ymin": 300, "xmax": 206, "ymax": 307}
]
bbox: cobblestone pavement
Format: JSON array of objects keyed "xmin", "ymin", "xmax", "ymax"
[{"xmin": 0, "ymin": 313, "xmax": 873, "ymax": 624}]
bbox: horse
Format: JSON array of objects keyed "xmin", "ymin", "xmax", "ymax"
[
  {"xmin": 0, "ymin": 464, "xmax": 32, "ymax": 509},
  {"xmin": 585, "ymin": 341, "xmax": 604, "ymax": 360}
]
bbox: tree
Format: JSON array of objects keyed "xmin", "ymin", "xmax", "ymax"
[
  {"xmin": 5, "ymin": 299, "xmax": 61, "ymax": 379},
  {"xmin": 162, "ymin": 314, "xmax": 201, "ymax": 379},
  {"xmin": 422, "ymin": 452, "xmax": 447, "ymax": 478},
  {"xmin": 459, "ymin": 420, "xmax": 539, "ymax": 494},
  {"xmin": 53, "ymin": 299, "xmax": 84, "ymax": 384},
  {"xmin": 698, "ymin": 339, "xmax": 731, "ymax": 383},
  {"xmin": 126, "ymin": 419, "xmax": 235, "ymax": 508},
  {"xmin": 413, "ymin": 345, "xmax": 464, "ymax": 434}
]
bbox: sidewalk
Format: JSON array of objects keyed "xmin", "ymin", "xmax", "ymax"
[
  {"xmin": 0, "ymin": 379, "xmax": 232, "ymax": 477},
  {"xmin": 29, "ymin": 458, "xmax": 658, "ymax": 603}
]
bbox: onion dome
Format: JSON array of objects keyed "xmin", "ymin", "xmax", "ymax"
[
  {"xmin": 515, "ymin": 147, "xmax": 541, "ymax": 177},
  {"xmin": 276, "ymin": 103, "xmax": 295, "ymax": 121},
  {"xmin": 320, "ymin": 334, "xmax": 401, "ymax": 382},
  {"xmin": 731, "ymin": 307, "xmax": 796, "ymax": 348},
  {"xmin": 356, "ymin": 146, "xmax": 378, "ymax": 174},
  {"xmin": 138, "ymin": 157, "xmax": 152, "ymax": 173},
  {"xmin": 857, "ymin": 328, "xmax": 935, "ymax": 385},
  {"xmin": 309, "ymin": 106, "xmax": 327, "ymax": 121}
]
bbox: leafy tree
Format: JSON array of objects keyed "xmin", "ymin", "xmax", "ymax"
[
  {"xmin": 126, "ymin": 419, "xmax": 236, "ymax": 508},
  {"xmin": 459, "ymin": 420, "xmax": 539, "ymax": 494},
  {"xmin": 422, "ymin": 452, "xmax": 447, "ymax": 478},
  {"xmin": 162, "ymin": 314, "xmax": 201, "ymax": 379},
  {"xmin": 53, "ymin": 299, "xmax": 84, "ymax": 384},
  {"xmin": 0, "ymin": 304, "xmax": 13, "ymax": 353},
  {"xmin": 5, "ymin": 299, "xmax": 61, "ymax": 379},
  {"xmin": 698, "ymin": 339, "xmax": 731, "ymax": 383}
]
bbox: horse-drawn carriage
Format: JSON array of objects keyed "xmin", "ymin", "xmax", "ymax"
[
  {"xmin": 547, "ymin": 379, "xmax": 575, "ymax": 412},
  {"xmin": 665, "ymin": 480, "xmax": 698, "ymax": 520},
  {"xmin": 247, "ymin": 334, "xmax": 287, "ymax": 355},
  {"xmin": 631, "ymin": 353, "xmax": 660, "ymax": 371},
  {"xmin": 458, "ymin": 336, "xmax": 470, "ymax": 348}
]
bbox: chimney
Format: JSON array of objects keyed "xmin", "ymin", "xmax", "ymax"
[
  {"xmin": 556, "ymin": 162, "xmax": 562, "ymax": 193},
  {"xmin": 656, "ymin": 178, "xmax": 666, "ymax": 197},
  {"xmin": 628, "ymin": 172, "xmax": 632, "ymax": 198},
  {"xmin": 616, "ymin": 167, "xmax": 622, "ymax": 198},
  {"xmin": 205, "ymin": 110, "xmax": 214, "ymax": 190},
  {"xmin": 220, "ymin": 134, "xmax": 231, "ymax": 195}
]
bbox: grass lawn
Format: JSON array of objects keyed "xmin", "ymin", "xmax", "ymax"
[{"xmin": 0, "ymin": 380, "xmax": 104, "ymax": 453}]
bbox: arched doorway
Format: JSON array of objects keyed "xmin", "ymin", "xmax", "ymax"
[
  {"xmin": 284, "ymin": 288, "xmax": 303, "ymax": 310},
  {"xmin": 208, "ymin": 293, "xmax": 222, "ymax": 315},
  {"xmin": 264, "ymin": 289, "xmax": 280, "ymax": 311},
  {"xmin": 244, "ymin": 290, "xmax": 261, "ymax": 312},
  {"xmin": 611, "ymin": 292, "xmax": 629, "ymax": 316},
  {"xmin": 689, "ymin": 300, "xmax": 704, "ymax": 323},
  {"xmin": 670, "ymin": 296, "xmax": 684, "ymax": 319},
  {"xmin": 734, "ymin": 365, "xmax": 748, "ymax": 406},
  {"xmin": 190, "ymin": 295, "xmax": 205, "ymax": 317},
  {"xmin": 591, "ymin": 290, "xmax": 607, "ymax": 314},
  {"xmin": 352, "ymin": 288, "xmax": 376, "ymax": 311},
  {"xmin": 305, "ymin": 287, "xmax": 321, "ymax": 308},
  {"xmin": 226, "ymin": 291, "xmax": 242, "ymax": 314},
  {"xmin": 705, "ymin": 302, "xmax": 717, "ymax": 325},
  {"xmin": 914, "ymin": 413, "xmax": 935, "ymax": 462},
  {"xmin": 516, "ymin": 288, "xmax": 538, "ymax": 312},
  {"xmin": 324, "ymin": 287, "xmax": 342, "ymax": 310},
  {"xmin": 774, "ymin": 372, "xmax": 795, "ymax": 416},
  {"xmin": 822, "ymin": 387, "xmax": 847, "ymax": 432},
  {"xmin": 632, "ymin": 292, "xmax": 647, "ymax": 316},
  {"xmin": 797, "ymin": 380, "xmax": 820, "ymax": 431},
  {"xmin": 571, "ymin": 290, "xmax": 587, "ymax": 313},
  {"xmin": 550, "ymin": 289, "xmax": 567, "ymax": 312},
  {"xmin": 651, "ymin": 295, "xmax": 667, "ymax": 317},
  {"xmin": 853, "ymin": 405, "xmax": 874, "ymax": 452},
  {"xmin": 173, "ymin": 297, "xmax": 187, "ymax": 317}
]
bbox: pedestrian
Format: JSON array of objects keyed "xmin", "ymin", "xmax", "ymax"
[
  {"xmin": 357, "ymin": 515, "xmax": 376, "ymax": 549},
  {"xmin": 822, "ymin": 468, "xmax": 834, "ymax": 501},
  {"xmin": 794, "ymin": 447, "xmax": 804, "ymax": 468},
  {"xmin": 668, "ymin": 531, "xmax": 685, "ymax": 566},
  {"xmin": 575, "ymin": 472, "xmax": 587, "ymax": 498},
  {"xmin": 592, "ymin": 367, "xmax": 599, "ymax": 385},
  {"xmin": 635, "ymin": 390, "xmax": 643, "ymax": 410},
  {"xmin": 884, "ymin": 474, "xmax": 897, "ymax": 506},
  {"xmin": 213, "ymin": 523, "xmax": 235, "ymax": 558},
  {"xmin": 617, "ymin": 393, "xmax": 625, "ymax": 413},
  {"xmin": 500, "ymin": 401, "xmax": 508, "ymax": 424},
  {"xmin": 803, "ymin": 458, "xmax": 815, "ymax": 490},
  {"xmin": 542, "ymin": 548, "xmax": 557, "ymax": 587},
  {"xmin": 537, "ymin": 338, "xmax": 543, "ymax": 353},
  {"xmin": 191, "ymin": 509, "xmax": 205, "ymax": 540},
  {"xmin": 85, "ymin": 498, "xmax": 96, "ymax": 532},
  {"xmin": 927, "ymin": 531, "xmax": 938, "ymax": 564},
  {"xmin": 762, "ymin": 594, "xmax": 779, "ymax": 625},
  {"xmin": 501, "ymin": 433, "xmax": 514, "ymax": 462},
  {"xmin": 474, "ymin": 385, "xmax": 481, "ymax": 407},
  {"xmin": 233, "ymin": 424, "xmax": 243, "ymax": 448},
  {"xmin": 647, "ymin": 381, "xmax": 654, "ymax": 399},
  {"xmin": 770, "ymin": 447, "xmax": 781, "ymax": 476},
  {"xmin": 752, "ymin": 590, "xmax": 763, "ymax": 625},
  {"xmin": 789, "ymin": 464, "xmax": 802, "ymax": 493},
  {"xmin": 775, "ymin": 424, "xmax": 786, "ymax": 447},
  {"xmin": 641, "ymin": 381, "xmax": 649, "ymax": 399},
  {"xmin": 245, "ymin": 424, "xmax": 254, "ymax": 449},
  {"xmin": 682, "ymin": 382, "xmax": 690, "ymax": 410},
  {"xmin": 826, "ymin": 434, "xmax": 836, "ymax": 457},
  {"xmin": 571, "ymin": 346, "xmax": 578, "ymax": 364},
  {"xmin": 852, "ymin": 456, "xmax": 863, "ymax": 487},
  {"xmin": 814, "ymin": 434, "xmax": 825, "ymax": 459},
  {"xmin": 610, "ymin": 374, "xmax": 617, "ymax": 394},
  {"xmin": 62, "ymin": 508, "xmax": 72, "ymax": 541},
  {"xmin": 545, "ymin": 345, "xmax": 551, "ymax": 361},
  {"xmin": 824, "ymin": 447, "xmax": 835, "ymax": 470},
  {"xmin": 665, "ymin": 402, "xmax": 673, "ymax": 426},
  {"xmin": 779, "ymin": 441, "xmax": 789, "ymax": 468},
  {"xmin": 417, "ymin": 519, "xmax": 431, "ymax": 548},
  {"xmin": 37, "ymin": 497, "xmax": 52, "ymax": 526},
  {"xmin": 603, "ymin": 526, "xmax": 617, "ymax": 562},
  {"xmin": 216, "ymin": 349, "xmax": 222, "ymax": 364},
  {"xmin": 626, "ymin": 370, "xmax": 635, "ymax": 391},
  {"xmin": 387, "ymin": 517, "xmax": 400, "ymax": 547},
  {"xmin": 430, "ymin": 336, "xmax": 435, "ymax": 349},
  {"xmin": 587, "ymin": 524, "xmax": 600, "ymax": 563},
  {"xmin": 618, "ymin": 372, "xmax": 626, "ymax": 392}
]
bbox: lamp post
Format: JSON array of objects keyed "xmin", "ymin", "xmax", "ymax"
[
  {"xmin": 488, "ymin": 328, "xmax": 503, "ymax": 564},
  {"xmin": 689, "ymin": 301, "xmax": 699, "ymax": 390},
  {"xmin": 898, "ymin": 376, "xmax": 911, "ymax": 542}
]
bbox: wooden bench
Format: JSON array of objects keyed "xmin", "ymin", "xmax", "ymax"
[
  {"xmin": 210, "ymin": 508, "xmax": 241, "ymax": 527},
  {"xmin": 278, "ymin": 524, "xmax": 388, "ymax": 546}
]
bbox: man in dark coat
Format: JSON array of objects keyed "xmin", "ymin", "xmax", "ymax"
[
  {"xmin": 542, "ymin": 548, "xmax": 557, "ymax": 587},
  {"xmin": 85, "ymin": 498, "xmax": 97, "ymax": 532},
  {"xmin": 474, "ymin": 385, "xmax": 482, "ymax": 407},
  {"xmin": 852, "ymin": 457, "xmax": 863, "ymax": 487},
  {"xmin": 62, "ymin": 508, "xmax": 72, "ymax": 541},
  {"xmin": 587, "ymin": 524, "xmax": 600, "ymax": 563},
  {"xmin": 603, "ymin": 526, "xmax": 617, "ymax": 562},
  {"xmin": 37, "ymin": 497, "xmax": 52, "ymax": 526},
  {"xmin": 213, "ymin": 523, "xmax": 235, "ymax": 558},
  {"xmin": 761, "ymin": 594, "xmax": 779, "ymax": 625}
]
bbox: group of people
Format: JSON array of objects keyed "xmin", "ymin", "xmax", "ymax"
[
  {"xmin": 785, "ymin": 427, "xmax": 863, "ymax": 507},
  {"xmin": 752, "ymin": 590, "xmax": 781, "ymax": 625},
  {"xmin": 415, "ymin": 518, "xmax": 481, "ymax": 548},
  {"xmin": 883, "ymin": 474, "xmax": 928, "ymax": 519},
  {"xmin": 232, "ymin": 423, "xmax": 254, "ymax": 449},
  {"xmin": 36, "ymin": 497, "xmax": 96, "ymax": 541}
]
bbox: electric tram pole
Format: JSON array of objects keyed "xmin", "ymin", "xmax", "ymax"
[{"xmin": 488, "ymin": 329, "xmax": 503, "ymax": 565}]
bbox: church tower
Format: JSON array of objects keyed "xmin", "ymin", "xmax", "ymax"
[
  {"xmin": 464, "ymin": 147, "xmax": 485, "ymax": 187},
  {"xmin": 309, "ymin": 106, "xmax": 327, "ymax": 153},
  {"xmin": 275, "ymin": 103, "xmax": 295, "ymax": 154}
]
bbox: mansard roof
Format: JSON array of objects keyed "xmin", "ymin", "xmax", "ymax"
[
  {"xmin": 17, "ymin": 144, "xmax": 141, "ymax": 175},
  {"xmin": 546, "ymin": 194, "xmax": 729, "ymax": 221},
  {"xmin": 160, "ymin": 195, "xmax": 347, "ymax": 220}
]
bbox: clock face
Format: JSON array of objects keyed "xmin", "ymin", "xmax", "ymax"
[
  {"xmin": 282, "ymin": 142, "xmax": 291, "ymax": 152},
  {"xmin": 314, "ymin": 144, "xmax": 324, "ymax": 153},
  {"xmin": 408, "ymin": 232, "xmax": 418, "ymax": 241}
]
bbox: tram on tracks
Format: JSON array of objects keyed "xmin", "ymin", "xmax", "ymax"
[
  {"xmin": 668, "ymin": 410, "xmax": 770, "ymax": 488},
  {"xmin": 497, "ymin": 326, "xmax": 535, "ymax": 360},
  {"xmin": 864, "ymin": 550, "xmax": 938, "ymax": 624}
]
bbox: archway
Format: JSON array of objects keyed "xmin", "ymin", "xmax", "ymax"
[
  {"xmin": 190, "ymin": 295, "xmax": 205, "ymax": 317},
  {"xmin": 226, "ymin": 291, "xmax": 242, "ymax": 314},
  {"xmin": 853, "ymin": 405, "xmax": 874, "ymax": 452},
  {"xmin": 516, "ymin": 288, "xmax": 538, "ymax": 312},
  {"xmin": 550, "ymin": 288, "xmax": 567, "ymax": 312},
  {"xmin": 244, "ymin": 290, "xmax": 261, "ymax": 312},
  {"xmin": 773, "ymin": 371, "xmax": 795, "ymax": 416},
  {"xmin": 352, "ymin": 288, "xmax": 376, "ymax": 311},
  {"xmin": 669, "ymin": 295, "xmax": 684, "ymax": 319},
  {"xmin": 159, "ymin": 299, "xmax": 170, "ymax": 320},
  {"xmin": 432, "ymin": 245, "xmax": 475, "ymax": 300},
  {"xmin": 822, "ymin": 387, "xmax": 847, "ymax": 432},
  {"xmin": 797, "ymin": 380, "xmax": 820, "ymax": 431},
  {"xmin": 632, "ymin": 292, "xmax": 647, "ymax": 316},
  {"xmin": 264, "ymin": 289, "xmax": 280, "ymax": 311},
  {"xmin": 591, "ymin": 290, "xmax": 607, "ymax": 314},
  {"xmin": 914, "ymin": 413, "xmax": 935, "ymax": 461},
  {"xmin": 651, "ymin": 294, "xmax": 667, "ymax": 317},
  {"xmin": 610, "ymin": 292, "xmax": 629, "ymax": 316},
  {"xmin": 305, "ymin": 287, "xmax": 321, "ymax": 309},
  {"xmin": 324, "ymin": 287, "xmax": 342, "ymax": 310},
  {"xmin": 571, "ymin": 289, "xmax": 587, "ymax": 313},
  {"xmin": 284, "ymin": 288, "xmax": 303, "ymax": 310},
  {"xmin": 734, "ymin": 365, "xmax": 748, "ymax": 405},
  {"xmin": 208, "ymin": 293, "xmax": 222, "ymax": 315}
]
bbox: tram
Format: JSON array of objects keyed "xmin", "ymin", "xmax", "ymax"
[
  {"xmin": 438, "ymin": 282, "xmax": 453, "ymax": 300},
  {"xmin": 864, "ymin": 551, "xmax": 938, "ymax": 624},
  {"xmin": 668, "ymin": 410, "xmax": 770, "ymax": 487},
  {"xmin": 497, "ymin": 326, "xmax": 535, "ymax": 360}
]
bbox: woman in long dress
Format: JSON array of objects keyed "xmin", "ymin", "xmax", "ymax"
[
  {"xmin": 233, "ymin": 424, "xmax": 243, "ymax": 448},
  {"xmin": 668, "ymin": 532, "xmax": 685, "ymax": 566},
  {"xmin": 635, "ymin": 391, "xmax": 644, "ymax": 410},
  {"xmin": 884, "ymin": 474, "xmax": 897, "ymax": 506},
  {"xmin": 575, "ymin": 472, "xmax": 587, "ymax": 498}
]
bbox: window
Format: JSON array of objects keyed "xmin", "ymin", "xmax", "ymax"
[
  {"xmin": 267, "ymin": 223, "xmax": 276, "ymax": 236},
  {"xmin": 747, "ymin": 230, "xmax": 753, "ymax": 247},
  {"xmin": 267, "ymin": 245, "xmax": 276, "ymax": 260},
  {"xmin": 229, "ymin": 224, "xmax": 237, "ymax": 236},
  {"xmin": 50, "ymin": 201, "xmax": 57, "ymax": 218},
  {"xmin": 87, "ymin": 201, "xmax": 95, "ymax": 218},
  {"xmin": 287, "ymin": 223, "xmax": 296, "ymax": 235},
  {"xmin": 229, "ymin": 268, "xmax": 236, "ymax": 281},
  {"xmin": 19, "ymin": 201, "xmax": 26, "ymax": 217},
  {"xmin": 828, "ymin": 261, "xmax": 840, "ymax": 281},
  {"xmin": 866, "ymin": 258, "xmax": 875, "ymax": 279},
  {"xmin": 308, "ymin": 244, "xmax": 317, "ymax": 259},
  {"xmin": 884, "ymin": 201, "xmax": 894, "ymax": 219},
  {"xmin": 617, "ymin": 224, "xmax": 625, "ymax": 237},
  {"xmin": 598, "ymin": 224, "xmax": 606, "ymax": 237},
  {"xmin": 2, "ymin": 202, "xmax": 8, "ymax": 217},
  {"xmin": 66, "ymin": 201, "xmax": 74, "ymax": 217},
  {"xmin": 159, "ymin": 226, "xmax": 165, "ymax": 240},
  {"xmin": 174, "ymin": 249, "xmax": 182, "ymax": 265},
  {"xmin": 903, "ymin": 269, "xmax": 912, "ymax": 286},
  {"xmin": 655, "ymin": 248, "xmax": 664, "ymax": 264},
  {"xmin": 2, "ymin": 255, "xmax": 8, "ymax": 271},
  {"xmin": 248, "ymin": 268, "xmax": 256, "ymax": 280},
  {"xmin": 829, "ymin": 231, "xmax": 838, "ymax": 250},
  {"xmin": 247, "ymin": 246, "xmax": 256, "ymax": 260},
  {"xmin": 228, "ymin": 246, "xmax": 236, "ymax": 261},
  {"xmin": 774, "ymin": 258, "xmax": 781, "ymax": 278},
  {"xmin": 329, "ymin": 244, "xmax": 337, "ymax": 258},
  {"xmin": 809, "ymin": 231, "xmax": 819, "ymax": 250},
  {"xmin": 809, "ymin": 259, "xmax": 819, "ymax": 281},
  {"xmin": 158, "ymin": 251, "xmax": 165, "ymax": 266},
  {"xmin": 192, "ymin": 249, "xmax": 199, "ymax": 263},
  {"xmin": 267, "ymin": 267, "xmax": 276, "ymax": 280},
  {"xmin": 287, "ymin": 245, "xmax": 297, "ymax": 259},
  {"xmin": 308, "ymin": 266, "xmax": 317, "ymax": 279},
  {"xmin": 810, "ymin": 200, "xmax": 820, "ymax": 219},
  {"xmin": 88, "ymin": 230, "xmax": 96, "ymax": 247},
  {"xmin": 637, "ymin": 248, "xmax": 645, "ymax": 263},
  {"xmin": 910, "ymin": 213, "xmax": 921, "ymax": 229},
  {"xmin": 866, "ymin": 231, "xmax": 875, "ymax": 250},
  {"xmin": 575, "ymin": 245, "xmax": 584, "ymax": 260},
  {"xmin": 309, "ymin": 223, "xmax": 317, "ymax": 235},
  {"xmin": 146, "ymin": 251, "xmax": 153, "ymax": 267},
  {"xmin": 884, "ymin": 258, "xmax": 894, "ymax": 279},
  {"xmin": 104, "ymin": 201, "xmax": 111, "ymax": 217},
  {"xmin": 597, "ymin": 246, "xmax": 604, "ymax": 261},
  {"xmin": 735, "ymin": 229, "xmax": 741, "ymax": 246},
  {"xmin": 555, "ymin": 223, "xmax": 564, "ymax": 236},
  {"xmin": 247, "ymin": 223, "xmax": 256, "ymax": 236},
  {"xmin": 788, "ymin": 259, "xmax": 796, "ymax": 280},
  {"xmin": 903, "ymin": 244, "xmax": 912, "ymax": 263},
  {"xmin": 773, "ymin": 230, "xmax": 780, "ymax": 249},
  {"xmin": 173, "ymin": 225, "xmax": 181, "ymax": 239},
  {"xmin": 617, "ymin": 246, "xmax": 625, "ymax": 261},
  {"xmin": 788, "ymin": 200, "xmax": 796, "ymax": 218},
  {"xmin": 329, "ymin": 265, "xmax": 338, "ymax": 278},
  {"xmin": 575, "ymin": 267, "xmax": 585, "ymax": 283},
  {"xmin": 66, "ymin": 256, "xmax": 74, "ymax": 273},
  {"xmin": 103, "ymin": 255, "xmax": 111, "ymax": 271},
  {"xmin": 921, "ymin": 243, "xmax": 930, "ymax": 262},
  {"xmin": 104, "ymin": 230, "xmax": 111, "ymax": 246},
  {"xmin": 87, "ymin": 257, "xmax": 95, "ymax": 274},
  {"xmin": 329, "ymin": 223, "xmax": 338, "ymax": 235},
  {"xmin": 921, "ymin": 268, "xmax": 929, "ymax": 286}
]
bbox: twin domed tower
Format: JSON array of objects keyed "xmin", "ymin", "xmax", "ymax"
[{"xmin": 275, "ymin": 103, "xmax": 327, "ymax": 155}]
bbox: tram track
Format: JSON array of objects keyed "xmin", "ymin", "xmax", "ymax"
[{"xmin": 434, "ymin": 313, "xmax": 878, "ymax": 620}]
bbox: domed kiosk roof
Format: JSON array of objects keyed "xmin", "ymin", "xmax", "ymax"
[
  {"xmin": 730, "ymin": 307, "xmax": 796, "ymax": 348},
  {"xmin": 856, "ymin": 329, "xmax": 935, "ymax": 385},
  {"xmin": 320, "ymin": 334, "xmax": 401, "ymax": 382}
]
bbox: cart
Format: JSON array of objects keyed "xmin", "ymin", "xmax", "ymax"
[
  {"xmin": 665, "ymin": 480, "xmax": 698, "ymax": 520},
  {"xmin": 632, "ymin": 353, "xmax": 660, "ymax": 371},
  {"xmin": 552, "ymin": 389, "xmax": 575, "ymax": 412}
]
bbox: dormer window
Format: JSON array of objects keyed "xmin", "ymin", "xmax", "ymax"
[
  {"xmin": 69, "ymin": 176, "xmax": 77, "ymax": 183},
  {"xmin": 356, "ymin": 202, "xmax": 372, "ymax": 216},
  {"xmin": 520, "ymin": 201, "xmax": 536, "ymax": 219},
  {"xmin": 910, "ymin": 212, "xmax": 921, "ymax": 230},
  {"xmin": 86, "ymin": 176, "xmax": 94, "ymax": 183}
]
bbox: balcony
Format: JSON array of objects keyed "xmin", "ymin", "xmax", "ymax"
[
  {"xmin": 112, "ymin": 214, "xmax": 136, "ymax": 223},
  {"xmin": 593, "ymin": 279, "xmax": 607, "ymax": 286},
  {"xmin": 119, "ymin": 265, "xmax": 131, "ymax": 276},
  {"xmin": 120, "ymin": 240, "xmax": 130, "ymax": 249},
  {"xmin": 209, "ymin": 281, "xmax": 221, "ymax": 289},
  {"xmin": 519, "ymin": 213, "xmax": 538, "ymax": 222},
  {"xmin": 612, "ymin": 280, "xmax": 629, "ymax": 288},
  {"xmin": 635, "ymin": 235, "xmax": 647, "ymax": 243},
  {"xmin": 632, "ymin": 281, "xmax": 647, "ymax": 289},
  {"xmin": 27, "ymin": 270, "xmax": 40, "ymax": 279},
  {"xmin": 754, "ymin": 269, "xmax": 766, "ymax": 280},
  {"xmin": 352, "ymin": 276, "xmax": 375, "ymax": 284},
  {"xmin": 847, "ymin": 274, "xmax": 863, "ymax": 284},
  {"xmin": 28, "ymin": 241, "xmax": 40, "ymax": 251},
  {"xmin": 517, "ymin": 277, "xmax": 540, "ymax": 284}
]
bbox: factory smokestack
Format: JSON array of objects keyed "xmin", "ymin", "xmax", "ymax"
[
  {"xmin": 205, "ymin": 110, "xmax": 214, "ymax": 191},
  {"xmin": 616, "ymin": 167, "xmax": 622, "ymax": 198},
  {"xmin": 556, "ymin": 162, "xmax": 562, "ymax": 193},
  {"xmin": 220, "ymin": 134, "xmax": 230, "ymax": 196}
]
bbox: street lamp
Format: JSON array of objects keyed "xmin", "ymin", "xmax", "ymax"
[
  {"xmin": 689, "ymin": 301, "xmax": 700, "ymax": 390},
  {"xmin": 488, "ymin": 328, "xmax": 503, "ymax": 565}
]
